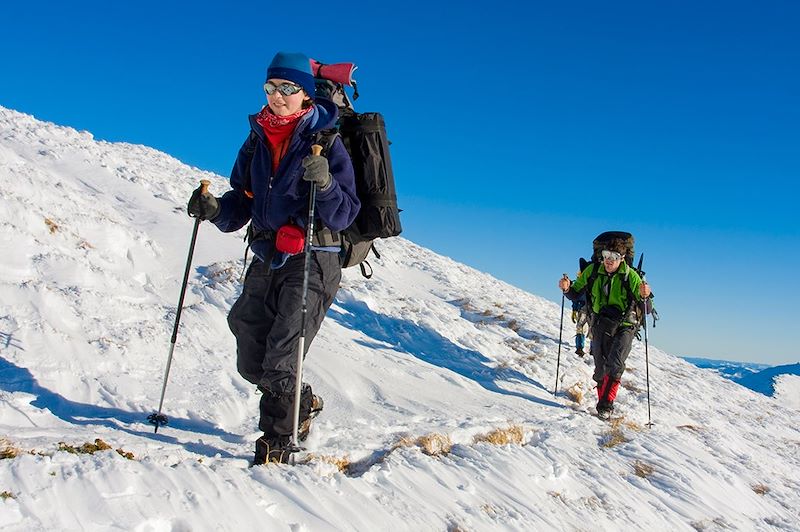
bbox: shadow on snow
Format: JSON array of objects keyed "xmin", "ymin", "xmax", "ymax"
[
  {"xmin": 328, "ymin": 299, "xmax": 562, "ymax": 410},
  {"xmin": 0, "ymin": 353, "xmax": 239, "ymax": 458}
]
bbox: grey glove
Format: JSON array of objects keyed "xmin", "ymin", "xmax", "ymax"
[
  {"xmin": 301, "ymin": 155, "xmax": 332, "ymax": 190},
  {"xmin": 187, "ymin": 186, "xmax": 220, "ymax": 221}
]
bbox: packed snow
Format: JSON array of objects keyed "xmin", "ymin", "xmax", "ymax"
[{"xmin": 1, "ymin": 105, "xmax": 799, "ymax": 531}]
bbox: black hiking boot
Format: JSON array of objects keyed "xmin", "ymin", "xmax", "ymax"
[
  {"xmin": 298, "ymin": 395, "xmax": 324, "ymax": 442},
  {"xmin": 253, "ymin": 434, "xmax": 292, "ymax": 466},
  {"xmin": 596, "ymin": 399, "xmax": 614, "ymax": 421},
  {"xmin": 575, "ymin": 347, "xmax": 585, "ymax": 357}
]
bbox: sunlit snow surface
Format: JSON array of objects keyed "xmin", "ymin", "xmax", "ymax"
[{"xmin": 1, "ymin": 106, "xmax": 798, "ymax": 531}]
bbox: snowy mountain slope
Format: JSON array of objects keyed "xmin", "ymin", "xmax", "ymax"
[
  {"xmin": 774, "ymin": 374, "xmax": 800, "ymax": 410},
  {"xmin": 1, "ymin": 105, "xmax": 799, "ymax": 531}
]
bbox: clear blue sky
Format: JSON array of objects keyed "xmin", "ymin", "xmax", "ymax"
[{"xmin": 3, "ymin": 1, "xmax": 798, "ymax": 365}]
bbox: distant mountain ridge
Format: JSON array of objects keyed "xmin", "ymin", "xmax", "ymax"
[{"xmin": 682, "ymin": 356, "xmax": 800, "ymax": 397}]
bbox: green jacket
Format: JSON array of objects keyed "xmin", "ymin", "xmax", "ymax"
[{"xmin": 569, "ymin": 261, "xmax": 643, "ymax": 316}]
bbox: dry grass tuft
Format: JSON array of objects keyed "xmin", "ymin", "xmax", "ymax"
[
  {"xmin": 506, "ymin": 319, "xmax": 521, "ymax": 332},
  {"xmin": 58, "ymin": 439, "xmax": 112, "ymax": 455},
  {"xmin": 601, "ymin": 430, "xmax": 629, "ymax": 448},
  {"xmin": 0, "ymin": 491, "xmax": 15, "ymax": 500},
  {"xmin": 44, "ymin": 217, "xmax": 59, "ymax": 234},
  {"xmin": 459, "ymin": 300, "xmax": 477, "ymax": 313},
  {"xmin": 393, "ymin": 436, "xmax": 417, "ymax": 449},
  {"xmin": 504, "ymin": 338, "xmax": 529, "ymax": 354},
  {"xmin": 417, "ymin": 433, "xmax": 452, "ymax": 456},
  {"xmin": 606, "ymin": 417, "xmax": 642, "ymax": 432},
  {"xmin": 566, "ymin": 382, "xmax": 584, "ymax": 404},
  {"xmin": 601, "ymin": 422, "xmax": 630, "ymax": 448},
  {"xmin": 473, "ymin": 425, "xmax": 524, "ymax": 446},
  {"xmin": 58, "ymin": 439, "xmax": 135, "ymax": 460},
  {"xmin": 633, "ymin": 460, "xmax": 655, "ymax": 478},
  {"xmin": 620, "ymin": 419, "xmax": 643, "ymax": 432},
  {"xmin": 620, "ymin": 380, "xmax": 643, "ymax": 394},
  {"xmin": 677, "ymin": 424, "xmax": 703, "ymax": 432},
  {"xmin": 691, "ymin": 517, "xmax": 733, "ymax": 531},
  {"xmin": 0, "ymin": 439, "xmax": 21, "ymax": 460},
  {"xmin": 751, "ymin": 483, "xmax": 770, "ymax": 495},
  {"xmin": 393, "ymin": 433, "xmax": 453, "ymax": 456},
  {"xmin": 303, "ymin": 453, "xmax": 351, "ymax": 473},
  {"xmin": 480, "ymin": 503, "xmax": 498, "ymax": 515},
  {"xmin": 116, "ymin": 448, "xmax": 135, "ymax": 460}
]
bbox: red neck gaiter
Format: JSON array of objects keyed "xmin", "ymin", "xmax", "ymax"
[{"xmin": 256, "ymin": 106, "xmax": 313, "ymax": 172}]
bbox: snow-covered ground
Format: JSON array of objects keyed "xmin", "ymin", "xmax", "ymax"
[{"xmin": 1, "ymin": 105, "xmax": 799, "ymax": 531}]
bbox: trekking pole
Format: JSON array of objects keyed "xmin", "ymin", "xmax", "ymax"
[
  {"xmin": 289, "ymin": 144, "xmax": 321, "ymax": 457},
  {"xmin": 148, "ymin": 179, "xmax": 210, "ymax": 433},
  {"xmin": 553, "ymin": 274, "xmax": 568, "ymax": 396},
  {"xmin": 642, "ymin": 274, "xmax": 654, "ymax": 428}
]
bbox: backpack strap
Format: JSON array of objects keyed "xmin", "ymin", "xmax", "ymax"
[
  {"xmin": 242, "ymin": 130, "xmax": 259, "ymax": 199},
  {"xmin": 314, "ymin": 130, "xmax": 339, "ymax": 156},
  {"xmin": 355, "ymin": 244, "xmax": 381, "ymax": 279},
  {"xmin": 585, "ymin": 262, "xmax": 601, "ymax": 315},
  {"xmin": 621, "ymin": 263, "xmax": 635, "ymax": 313}
]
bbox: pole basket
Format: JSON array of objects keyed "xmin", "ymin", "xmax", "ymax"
[{"xmin": 147, "ymin": 412, "xmax": 169, "ymax": 432}]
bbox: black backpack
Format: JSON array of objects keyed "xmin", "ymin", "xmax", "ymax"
[
  {"xmin": 591, "ymin": 231, "xmax": 635, "ymax": 267},
  {"xmin": 582, "ymin": 231, "xmax": 657, "ymax": 330},
  {"xmin": 312, "ymin": 59, "xmax": 402, "ymax": 278}
]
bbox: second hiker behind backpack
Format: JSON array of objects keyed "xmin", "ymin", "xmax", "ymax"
[{"xmin": 558, "ymin": 236, "xmax": 652, "ymax": 420}]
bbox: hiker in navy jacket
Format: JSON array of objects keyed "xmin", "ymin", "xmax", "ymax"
[{"xmin": 188, "ymin": 51, "xmax": 360, "ymax": 465}]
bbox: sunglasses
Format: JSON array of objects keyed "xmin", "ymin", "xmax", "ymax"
[
  {"xmin": 264, "ymin": 82, "xmax": 304, "ymax": 97},
  {"xmin": 601, "ymin": 250, "xmax": 624, "ymax": 262}
]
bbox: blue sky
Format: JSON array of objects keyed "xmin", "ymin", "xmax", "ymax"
[{"xmin": 3, "ymin": 1, "xmax": 798, "ymax": 365}]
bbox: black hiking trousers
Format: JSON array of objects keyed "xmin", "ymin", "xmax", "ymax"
[
  {"xmin": 589, "ymin": 318, "xmax": 636, "ymax": 384},
  {"xmin": 228, "ymin": 251, "xmax": 341, "ymax": 437}
]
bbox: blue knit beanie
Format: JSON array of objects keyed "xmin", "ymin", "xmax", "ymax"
[{"xmin": 266, "ymin": 52, "xmax": 315, "ymax": 98}]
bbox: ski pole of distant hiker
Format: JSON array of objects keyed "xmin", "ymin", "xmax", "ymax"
[
  {"xmin": 553, "ymin": 273, "xmax": 568, "ymax": 396},
  {"xmin": 289, "ymin": 144, "xmax": 321, "ymax": 457},
  {"xmin": 147, "ymin": 179, "xmax": 209, "ymax": 433},
  {"xmin": 642, "ymin": 273, "xmax": 654, "ymax": 427}
]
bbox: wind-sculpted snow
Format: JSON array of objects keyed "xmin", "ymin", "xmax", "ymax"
[{"xmin": 1, "ymin": 105, "xmax": 799, "ymax": 530}]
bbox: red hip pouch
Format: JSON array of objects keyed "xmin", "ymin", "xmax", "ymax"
[{"xmin": 275, "ymin": 224, "xmax": 305, "ymax": 254}]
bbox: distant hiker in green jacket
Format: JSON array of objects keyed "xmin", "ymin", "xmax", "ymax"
[{"xmin": 558, "ymin": 238, "xmax": 652, "ymax": 419}]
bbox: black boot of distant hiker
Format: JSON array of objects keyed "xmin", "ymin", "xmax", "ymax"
[
  {"xmin": 253, "ymin": 434, "xmax": 292, "ymax": 466},
  {"xmin": 596, "ymin": 399, "xmax": 614, "ymax": 420}
]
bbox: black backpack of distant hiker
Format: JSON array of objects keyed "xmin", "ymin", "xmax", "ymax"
[
  {"xmin": 311, "ymin": 58, "xmax": 402, "ymax": 278},
  {"xmin": 591, "ymin": 231, "xmax": 635, "ymax": 267},
  {"xmin": 582, "ymin": 231, "xmax": 657, "ymax": 330}
]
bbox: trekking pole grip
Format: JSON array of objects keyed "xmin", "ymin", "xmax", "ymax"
[
  {"xmin": 311, "ymin": 144, "xmax": 323, "ymax": 157},
  {"xmin": 199, "ymin": 179, "xmax": 211, "ymax": 194}
]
